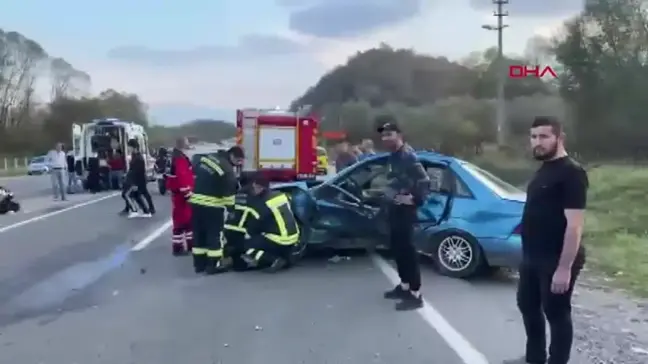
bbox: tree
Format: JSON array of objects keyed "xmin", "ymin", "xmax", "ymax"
[
  {"xmin": 0, "ymin": 29, "xmax": 48, "ymax": 128},
  {"xmin": 49, "ymin": 57, "xmax": 91, "ymax": 100},
  {"xmin": 148, "ymin": 119, "xmax": 236, "ymax": 147},
  {"xmin": 553, "ymin": 0, "xmax": 648, "ymax": 158}
]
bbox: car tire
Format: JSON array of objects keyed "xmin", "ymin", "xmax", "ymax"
[
  {"xmin": 27, "ymin": 172, "xmax": 33, "ymax": 175},
  {"xmin": 431, "ymin": 230, "xmax": 485, "ymax": 279}
]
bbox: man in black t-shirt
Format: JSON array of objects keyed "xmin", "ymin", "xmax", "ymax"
[{"xmin": 505, "ymin": 117, "xmax": 588, "ymax": 364}]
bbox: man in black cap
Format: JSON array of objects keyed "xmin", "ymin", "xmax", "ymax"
[
  {"xmin": 377, "ymin": 116, "xmax": 431, "ymax": 311},
  {"xmin": 188, "ymin": 146, "xmax": 244, "ymax": 274}
]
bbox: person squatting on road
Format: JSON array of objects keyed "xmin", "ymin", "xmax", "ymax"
[
  {"xmin": 167, "ymin": 138, "xmax": 194, "ymax": 256},
  {"xmin": 222, "ymin": 184, "xmax": 257, "ymax": 271},
  {"xmin": 120, "ymin": 139, "xmax": 156, "ymax": 218},
  {"xmin": 505, "ymin": 117, "xmax": 588, "ymax": 364},
  {"xmin": 189, "ymin": 146, "xmax": 243, "ymax": 274},
  {"xmin": 377, "ymin": 117, "xmax": 432, "ymax": 311},
  {"xmin": 236, "ymin": 172, "xmax": 300, "ymax": 273}
]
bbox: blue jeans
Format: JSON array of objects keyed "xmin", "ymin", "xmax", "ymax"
[
  {"xmin": 110, "ymin": 170, "xmax": 125, "ymax": 189},
  {"xmin": 67, "ymin": 172, "xmax": 81, "ymax": 193}
]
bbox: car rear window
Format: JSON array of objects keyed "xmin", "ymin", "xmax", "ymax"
[{"xmin": 460, "ymin": 161, "xmax": 523, "ymax": 197}]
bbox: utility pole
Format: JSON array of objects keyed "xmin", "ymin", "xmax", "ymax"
[{"xmin": 482, "ymin": 0, "xmax": 509, "ymax": 147}]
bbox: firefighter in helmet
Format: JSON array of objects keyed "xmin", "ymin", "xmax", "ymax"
[{"xmin": 188, "ymin": 146, "xmax": 243, "ymax": 274}]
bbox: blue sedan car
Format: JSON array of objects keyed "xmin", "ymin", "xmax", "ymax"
[{"xmin": 272, "ymin": 151, "xmax": 525, "ymax": 278}]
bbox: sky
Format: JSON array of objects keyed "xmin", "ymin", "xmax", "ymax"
[{"xmin": 4, "ymin": 0, "xmax": 584, "ymax": 125}]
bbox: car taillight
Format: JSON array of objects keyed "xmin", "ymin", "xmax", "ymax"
[{"xmin": 512, "ymin": 223, "xmax": 522, "ymax": 235}]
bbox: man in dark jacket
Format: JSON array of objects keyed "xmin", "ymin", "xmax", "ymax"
[
  {"xmin": 120, "ymin": 139, "xmax": 155, "ymax": 217},
  {"xmin": 334, "ymin": 140, "xmax": 357, "ymax": 173},
  {"xmin": 188, "ymin": 146, "xmax": 243, "ymax": 274},
  {"xmin": 377, "ymin": 116, "xmax": 431, "ymax": 311}
]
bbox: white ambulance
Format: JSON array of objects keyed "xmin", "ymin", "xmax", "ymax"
[{"xmin": 71, "ymin": 118, "xmax": 155, "ymax": 184}]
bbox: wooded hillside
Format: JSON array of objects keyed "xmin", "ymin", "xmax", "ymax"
[
  {"xmin": 291, "ymin": 0, "xmax": 648, "ymax": 161},
  {"xmin": 148, "ymin": 119, "xmax": 236, "ymax": 147}
]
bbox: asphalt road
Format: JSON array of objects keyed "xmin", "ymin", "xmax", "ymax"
[
  {"xmin": 0, "ymin": 174, "xmax": 53, "ymax": 198},
  {"xmin": 0, "ymin": 186, "xmax": 559, "ymax": 364}
]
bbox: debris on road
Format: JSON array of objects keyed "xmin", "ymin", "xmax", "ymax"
[{"xmin": 328, "ymin": 255, "xmax": 351, "ymax": 263}]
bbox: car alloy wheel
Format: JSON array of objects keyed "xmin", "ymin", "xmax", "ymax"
[
  {"xmin": 433, "ymin": 231, "xmax": 486, "ymax": 278},
  {"xmin": 438, "ymin": 235, "xmax": 473, "ymax": 272}
]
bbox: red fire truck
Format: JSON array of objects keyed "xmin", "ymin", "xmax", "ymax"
[{"xmin": 236, "ymin": 108, "xmax": 319, "ymax": 182}]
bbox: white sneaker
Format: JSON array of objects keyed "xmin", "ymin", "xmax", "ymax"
[
  {"xmin": 140, "ymin": 213, "xmax": 152, "ymax": 218},
  {"xmin": 128, "ymin": 212, "xmax": 141, "ymax": 218}
]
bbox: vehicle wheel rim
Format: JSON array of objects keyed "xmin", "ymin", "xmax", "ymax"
[{"xmin": 437, "ymin": 235, "xmax": 473, "ymax": 272}]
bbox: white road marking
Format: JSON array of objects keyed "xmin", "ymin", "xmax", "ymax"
[
  {"xmin": 371, "ymin": 254, "xmax": 490, "ymax": 364},
  {"xmin": 0, "ymin": 192, "xmax": 120, "ymax": 234},
  {"xmin": 131, "ymin": 219, "xmax": 172, "ymax": 251}
]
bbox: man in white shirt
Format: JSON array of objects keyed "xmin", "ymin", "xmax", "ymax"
[{"xmin": 46, "ymin": 142, "xmax": 67, "ymax": 201}]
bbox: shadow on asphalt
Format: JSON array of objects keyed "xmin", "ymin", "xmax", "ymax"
[{"xmin": 305, "ymin": 248, "xmax": 517, "ymax": 287}]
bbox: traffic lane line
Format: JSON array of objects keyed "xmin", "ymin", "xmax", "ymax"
[
  {"xmin": 415, "ymin": 265, "xmax": 528, "ymax": 363},
  {"xmin": 0, "ymin": 246, "xmax": 467, "ymax": 364},
  {"xmin": 0, "ymin": 193, "xmax": 114, "ymax": 229},
  {"xmin": 372, "ymin": 255, "xmax": 490, "ymax": 364},
  {"xmin": 0, "ymin": 195, "xmax": 171, "ymax": 286},
  {"xmin": 131, "ymin": 225, "xmax": 491, "ymax": 364},
  {"xmin": 0, "ymin": 192, "xmax": 120, "ymax": 233},
  {"xmin": 0, "ymin": 197, "xmax": 173, "ymax": 329}
]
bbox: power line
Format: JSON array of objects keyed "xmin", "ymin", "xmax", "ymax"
[{"xmin": 482, "ymin": 0, "xmax": 509, "ymax": 147}]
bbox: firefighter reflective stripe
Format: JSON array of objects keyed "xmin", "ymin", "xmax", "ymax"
[
  {"xmin": 263, "ymin": 194, "xmax": 299, "ymax": 245},
  {"xmin": 207, "ymin": 249, "xmax": 222, "ymax": 258},
  {"xmin": 200, "ymin": 156, "xmax": 224, "ymax": 175},
  {"xmin": 189, "ymin": 193, "xmax": 235, "ymax": 207},
  {"xmin": 192, "ymin": 247, "xmax": 207, "ymax": 255},
  {"xmin": 246, "ymin": 248, "xmax": 265, "ymax": 261},
  {"xmin": 224, "ymin": 224, "xmax": 246, "ymax": 233},
  {"xmin": 224, "ymin": 205, "xmax": 260, "ymax": 233}
]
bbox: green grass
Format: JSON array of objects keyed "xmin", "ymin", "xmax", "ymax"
[
  {"xmin": 583, "ymin": 166, "xmax": 648, "ymax": 296},
  {"xmin": 0, "ymin": 167, "xmax": 27, "ymax": 177}
]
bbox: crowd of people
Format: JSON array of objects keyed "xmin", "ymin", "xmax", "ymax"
[
  {"xmin": 166, "ymin": 137, "xmax": 301, "ymax": 273},
  {"xmin": 334, "ymin": 138, "xmax": 376, "ymax": 172},
  {"xmin": 27, "ymin": 114, "xmax": 587, "ymax": 363},
  {"xmin": 43, "ymin": 141, "xmax": 129, "ymax": 202}
]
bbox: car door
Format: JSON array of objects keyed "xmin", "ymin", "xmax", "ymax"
[
  {"xmin": 308, "ymin": 159, "xmax": 389, "ymax": 245},
  {"xmin": 412, "ymin": 160, "xmax": 457, "ymax": 252}
]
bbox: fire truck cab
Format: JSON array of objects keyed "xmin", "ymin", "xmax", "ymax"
[{"xmin": 236, "ymin": 108, "xmax": 318, "ymax": 182}]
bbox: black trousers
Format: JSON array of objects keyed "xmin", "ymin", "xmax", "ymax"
[
  {"xmin": 135, "ymin": 182, "xmax": 155, "ymax": 213},
  {"xmin": 388, "ymin": 206, "xmax": 421, "ymax": 291},
  {"xmin": 121, "ymin": 184, "xmax": 137, "ymax": 212},
  {"xmin": 244, "ymin": 235, "xmax": 292, "ymax": 267},
  {"xmin": 191, "ymin": 206, "xmax": 225, "ymax": 266},
  {"xmin": 517, "ymin": 262, "xmax": 582, "ymax": 364},
  {"xmin": 121, "ymin": 182, "xmax": 153, "ymax": 213},
  {"xmin": 224, "ymin": 230, "xmax": 248, "ymax": 269}
]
